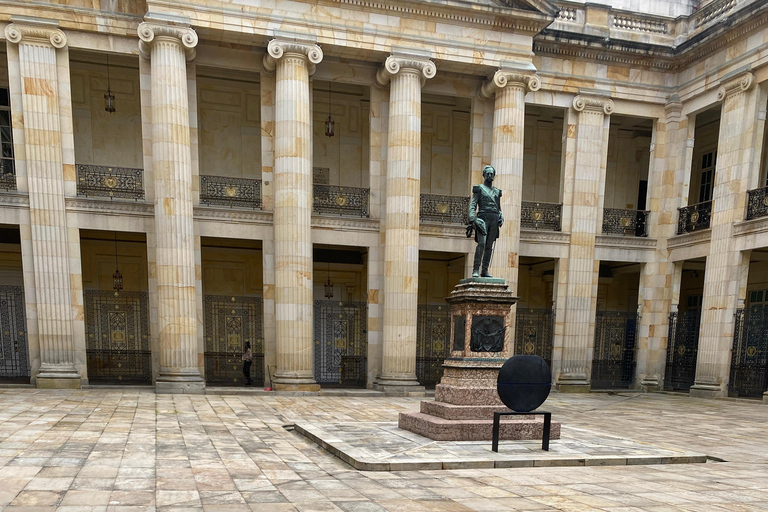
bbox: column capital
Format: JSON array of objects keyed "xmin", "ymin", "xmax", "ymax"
[
  {"xmin": 138, "ymin": 21, "xmax": 198, "ymax": 61},
  {"xmin": 717, "ymin": 70, "xmax": 754, "ymax": 101},
  {"xmin": 5, "ymin": 17, "xmax": 66, "ymax": 49},
  {"xmin": 664, "ymin": 94, "xmax": 683, "ymax": 123},
  {"xmin": 572, "ymin": 94, "xmax": 614, "ymax": 115},
  {"xmin": 478, "ymin": 69, "xmax": 540, "ymax": 100},
  {"xmin": 375, "ymin": 54, "xmax": 436, "ymax": 87},
  {"xmin": 262, "ymin": 39, "xmax": 324, "ymax": 74}
]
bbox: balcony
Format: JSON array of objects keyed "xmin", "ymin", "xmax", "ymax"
[
  {"xmin": 746, "ymin": 186, "xmax": 768, "ymax": 221},
  {"xmin": 313, "ymin": 184, "xmax": 369, "ymax": 217},
  {"xmin": 602, "ymin": 208, "xmax": 649, "ymax": 237},
  {"xmin": 420, "ymin": 193, "xmax": 469, "ymax": 224},
  {"xmin": 677, "ymin": 201, "xmax": 712, "ymax": 234},
  {"xmin": 200, "ymin": 175, "xmax": 262, "ymax": 209},
  {"xmin": 521, "ymin": 201, "xmax": 562, "ymax": 231},
  {"xmin": 76, "ymin": 164, "xmax": 144, "ymax": 200}
]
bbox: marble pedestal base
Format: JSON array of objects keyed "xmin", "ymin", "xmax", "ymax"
[
  {"xmin": 155, "ymin": 375, "xmax": 206, "ymax": 395},
  {"xmin": 399, "ymin": 278, "xmax": 559, "ymax": 442},
  {"xmin": 36, "ymin": 377, "xmax": 81, "ymax": 389},
  {"xmin": 689, "ymin": 384, "xmax": 724, "ymax": 399}
]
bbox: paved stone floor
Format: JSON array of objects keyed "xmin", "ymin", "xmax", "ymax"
[{"xmin": 0, "ymin": 389, "xmax": 767, "ymax": 511}]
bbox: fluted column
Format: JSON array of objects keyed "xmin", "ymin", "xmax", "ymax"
[
  {"xmin": 692, "ymin": 72, "xmax": 760, "ymax": 398},
  {"xmin": 262, "ymin": 38, "xmax": 323, "ymax": 391},
  {"xmin": 374, "ymin": 54, "xmax": 436, "ymax": 395},
  {"xmin": 557, "ymin": 94, "xmax": 613, "ymax": 392},
  {"xmin": 138, "ymin": 20, "xmax": 203, "ymax": 394},
  {"xmin": 6, "ymin": 19, "xmax": 81, "ymax": 388},
  {"xmin": 479, "ymin": 67, "xmax": 540, "ymax": 291}
]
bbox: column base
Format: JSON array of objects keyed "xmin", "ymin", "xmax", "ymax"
[
  {"xmin": 156, "ymin": 371, "xmax": 206, "ymax": 394},
  {"xmin": 36, "ymin": 364, "xmax": 81, "ymax": 389},
  {"xmin": 557, "ymin": 374, "xmax": 590, "ymax": 393},
  {"xmin": 272, "ymin": 372, "xmax": 320, "ymax": 392},
  {"xmin": 689, "ymin": 384, "xmax": 724, "ymax": 399},
  {"xmin": 639, "ymin": 376, "xmax": 660, "ymax": 392},
  {"xmin": 763, "ymin": 391, "xmax": 768, "ymax": 404},
  {"xmin": 373, "ymin": 377, "xmax": 425, "ymax": 397}
]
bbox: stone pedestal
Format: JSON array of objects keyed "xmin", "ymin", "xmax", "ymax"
[{"xmin": 399, "ymin": 278, "xmax": 561, "ymax": 441}]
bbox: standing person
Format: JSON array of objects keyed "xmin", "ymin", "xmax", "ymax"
[{"xmin": 242, "ymin": 341, "xmax": 253, "ymax": 385}]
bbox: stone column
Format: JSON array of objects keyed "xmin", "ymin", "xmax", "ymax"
[
  {"xmin": 138, "ymin": 20, "xmax": 204, "ymax": 394},
  {"xmin": 374, "ymin": 53, "xmax": 436, "ymax": 395},
  {"xmin": 478, "ymin": 67, "xmax": 540, "ymax": 284},
  {"xmin": 5, "ymin": 19, "xmax": 80, "ymax": 388},
  {"xmin": 635, "ymin": 98, "xmax": 688, "ymax": 390},
  {"xmin": 692, "ymin": 72, "xmax": 760, "ymax": 398},
  {"xmin": 557, "ymin": 94, "xmax": 613, "ymax": 392},
  {"xmin": 262, "ymin": 38, "xmax": 323, "ymax": 391}
]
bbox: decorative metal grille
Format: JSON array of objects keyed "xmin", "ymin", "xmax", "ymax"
[
  {"xmin": 204, "ymin": 295, "xmax": 264, "ymax": 386},
  {"xmin": 76, "ymin": 164, "xmax": 144, "ymax": 200},
  {"xmin": 313, "ymin": 184, "xmax": 369, "ymax": 217},
  {"xmin": 416, "ymin": 304, "xmax": 451, "ymax": 387},
  {"xmin": 602, "ymin": 208, "xmax": 649, "ymax": 236},
  {"xmin": 746, "ymin": 186, "xmax": 768, "ymax": 220},
  {"xmin": 0, "ymin": 98, "xmax": 16, "ymax": 192},
  {"xmin": 592, "ymin": 311, "xmax": 637, "ymax": 389},
  {"xmin": 420, "ymin": 194, "xmax": 469, "ymax": 224},
  {"xmin": 514, "ymin": 308, "xmax": 553, "ymax": 368},
  {"xmin": 200, "ymin": 175, "xmax": 262, "ymax": 209},
  {"xmin": 0, "ymin": 168, "xmax": 15, "ymax": 191},
  {"xmin": 314, "ymin": 301, "xmax": 367, "ymax": 386},
  {"xmin": 676, "ymin": 201, "xmax": 712, "ymax": 234},
  {"xmin": 521, "ymin": 201, "xmax": 562, "ymax": 231},
  {"xmin": 84, "ymin": 290, "xmax": 151, "ymax": 384},
  {"xmin": 0, "ymin": 286, "xmax": 29, "ymax": 381},
  {"xmin": 729, "ymin": 305, "xmax": 768, "ymax": 398},
  {"xmin": 664, "ymin": 309, "xmax": 700, "ymax": 391}
]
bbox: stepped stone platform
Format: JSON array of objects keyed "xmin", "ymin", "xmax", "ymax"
[{"xmin": 293, "ymin": 421, "xmax": 707, "ymax": 471}]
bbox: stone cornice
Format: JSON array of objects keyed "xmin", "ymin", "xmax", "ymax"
[
  {"xmin": 419, "ymin": 222, "xmax": 466, "ymax": 237},
  {"xmin": 572, "ymin": 94, "xmax": 614, "ymax": 115},
  {"xmin": 733, "ymin": 216, "xmax": 768, "ymax": 238},
  {"xmin": 375, "ymin": 54, "xmax": 437, "ymax": 87},
  {"xmin": 5, "ymin": 17, "xmax": 67, "ymax": 49},
  {"xmin": 520, "ymin": 229, "xmax": 570, "ymax": 244},
  {"xmin": 314, "ymin": 215, "xmax": 380, "ymax": 232},
  {"xmin": 478, "ymin": 68, "xmax": 541, "ymax": 100},
  {"xmin": 717, "ymin": 71, "xmax": 754, "ymax": 101},
  {"xmin": 667, "ymin": 229, "xmax": 711, "ymax": 249},
  {"xmin": 194, "ymin": 205, "xmax": 273, "ymax": 224},
  {"xmin": 262, "ymin": 38, "xmax": 324, "ymax": 75},
  {"xmin": 138, "ymin": 21, "xmax": 198, "ymax": 61},
  {"xmin": 595, "ymin": 235, "xmax": 657, "ymax": 249},
  {"xmin": 0, "ymin": 191, "xmax": 30, "ymax": 208},
  {"xmin": 65, "ymin": 197, "xmax": 154, "ymax": 215}
]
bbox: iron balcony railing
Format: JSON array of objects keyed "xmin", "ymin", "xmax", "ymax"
[
  {"xmin": 676, "ymin": 200, "xmax": 712, "ymax": 234},
  {"xmin": 521, "ymin": 201, "xmax": 562, "ymax": 231},
  {"xmin": 200, "ymin": 175, "xmax": 262, "ymax": 209},
  {"xmin": 420, "ymin": 193, "xmax": 469, "ymax": 224},
  {"xmin": 76, "ymin": 164, "xmax": 144, "ymax": 200},
  {"xmin": 746, "ymin": 186, "xmax": 768, "ymax": 220},
  {"xmin": 313, "ymin": 184, "xmax": 369, "ymax": 217},
  {"xmin": 602, "ymin": 208, "xmax": 649, "ymax": 237},
  {"xmin": 0, "ymin": 158, "xmax": 15, "ymax": 191}
]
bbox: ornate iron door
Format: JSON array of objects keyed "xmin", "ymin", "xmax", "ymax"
[
  {"xmin": 591, "ymin": 311, "xmax": 637, "ymax": 389},
  {"xmin": 514, "ymin": 308, "xmax": 554, "ymax": 367},
  {"xmin": 204, "ymin": 295, "xmax": 264, "ymax": 386},
  {"xmin": 314, "ymin": 301, "xmax": 367, "ymax": 386},
  {"xmin": 0, "ymin": 286, "xmax": 29, "ymax": 380},
  {"xmin": 416, "ymin": 304, "xmax": 451, "ymax": 387},
  {"xmin": 729, "ymin": 305, "xmax": 768, "ymax": 398},
  {"xmin": 85, "ymin": 290, "xmax": 150, "ymax": 383},
  {"xmin": 664, "ymin": 309, "xmax": 700, "ymax": 390}
]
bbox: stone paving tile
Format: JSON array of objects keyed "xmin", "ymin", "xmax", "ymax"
[{"xmin": 0, "ymin": 390, "xmax": 767, "ymax": 511}]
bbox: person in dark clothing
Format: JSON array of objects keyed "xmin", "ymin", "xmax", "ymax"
[{"xmin": 242, "ymin": 341, "xmax": 253, "ymax": 385}]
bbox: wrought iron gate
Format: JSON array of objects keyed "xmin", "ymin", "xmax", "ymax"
[
  {"xmin": 514, "ymin": 308, "xmax": 554, "ymax": 367},
  {"xmin": 204, "ymin": 295, "xmax": 264, "ymax": 386},
  {"xmin": 416, "ymin": 304, "xmax": 451, "ymax": 387},
  {"xmin": 314, "ymin": 301, "xmax": 367, "ymax": 386},
  {"xmin": 85, "ymin": 290, "xmax": 151, "ymax": 383},
  {"xmin": 664, "ymin": 309, "xmax": 700, "ymax": 391},
  {"xmin": 729, "ymin": 305, "xmax": 768, "ymax": 398},
  {"xmin": 0, "ymin": 286, "xmax": 29, "ymax": 381},
  {"xmin": 591, "ymin": 311, "xmax": 637, "ymax": 389}
]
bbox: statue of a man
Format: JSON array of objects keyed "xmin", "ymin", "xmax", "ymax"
[{"xmin": 468, "ymin": 165, "xmax": 503, "ymax": 278}]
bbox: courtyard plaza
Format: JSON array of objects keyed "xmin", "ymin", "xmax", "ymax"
[{"xmin": 0, "ymin": 389, "xmax": 765, "ymax": 511}]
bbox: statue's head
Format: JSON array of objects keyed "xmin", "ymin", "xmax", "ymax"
[{"xmin": 482, "ymin": 165, "xmax": 496, "ymax": 182}]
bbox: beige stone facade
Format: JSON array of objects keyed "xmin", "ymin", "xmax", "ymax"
[{"xmin": 0, "ymin": 0, "xmax": 767, "ymax": 400}]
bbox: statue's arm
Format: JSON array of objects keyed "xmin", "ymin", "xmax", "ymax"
[
  {"xmin": 468, "ymin": 186, "xmax": 480, "ymax": 223},
  {"xmin": 498, "ymin": 189, "xmax": 504, "ymax": 226}
]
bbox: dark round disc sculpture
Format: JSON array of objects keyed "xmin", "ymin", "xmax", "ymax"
[{"xmin": 496, "ymin": 355, "xmax": 551, "ymax": 412}]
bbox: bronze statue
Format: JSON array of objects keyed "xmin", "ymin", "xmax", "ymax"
[{"xmin": 468, "ymin": 165, "xmax": 503, "ymax": 278}]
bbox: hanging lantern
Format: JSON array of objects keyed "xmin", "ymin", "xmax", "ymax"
[
  {"xmin": 324, "ymin": 263, "xmax": 334, "ymax": 299},
  {"xmin": 324, "ymin": 83, "xmax": 334, "ymax": 137},
  {"xmin": 113, "ymin": 233, "xmax": 123, "ymax": 293},
  {"xmin": 104, "ymin": 54, "xmax": 116, "ymax": 113}
]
